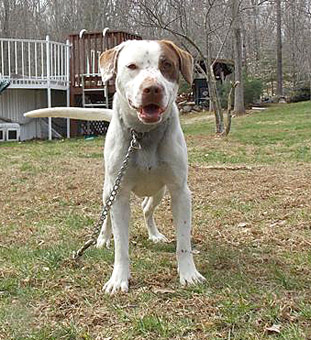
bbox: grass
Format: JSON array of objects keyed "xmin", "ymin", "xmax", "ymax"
[
  {"xmin": 183, "ymin": 102, "xmax": 311, "ymax": 164},
  {"xmin": 1, "ymin": 102, "xmax": 311, "ymax": 339}
]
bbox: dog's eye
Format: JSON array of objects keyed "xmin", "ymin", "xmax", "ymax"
[
  {"xmin": 127, "ymin": 63, "xmax": 138, "ymax": 70},
  {"xmin": 162, "ymin": 61, "xmax": 172, "ymax": 69}
]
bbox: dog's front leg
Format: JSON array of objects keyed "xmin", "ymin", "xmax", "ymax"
[
  {"xmin": 170, "ymin": 184, "xmax": 206, "ymax": 286},
  {"xmin": 103, "ymin": 192, "xmax": 131, "ymax": 294}
]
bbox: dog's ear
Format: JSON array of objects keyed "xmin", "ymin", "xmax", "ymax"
[
  {"xmin": 160, "ymin": 40, "xmax": 194, "ymax": 84},
  {"xmin": 99, "ymin": 42, "xmax": 126, "ymax": 82}
]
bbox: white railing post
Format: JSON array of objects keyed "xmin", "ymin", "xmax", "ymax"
[
  {"xmin": 8, "ymin": 41, "xmax": 11, "ymax": 77},
  {"xmin": 15, "ymin": 41, "xmax": 18, "ymax": 75},
  {"xmin": 35, "ymin": 42, "xmax": 38, "ymax": 78},
  {"xmin": 66, "ymin": 39, "xmax": 70, "ymax": 138},
  {"xmin": 28, "ymin": 41, "xmax": 31, "ymax": 77},
  {"xmin": 21, "ymin": 41, "xmax": 24, "ymax": 78},
  {"xmin": 1, "ymin": 40, "xmax": 4, "ymax": 76},
  {"xmin": 46, "ymin": 35, "xmax": 52, "ymax": 141},
  {"xmin": 41, "ymin": 42, "xmax": 44, "ymax": 78}
]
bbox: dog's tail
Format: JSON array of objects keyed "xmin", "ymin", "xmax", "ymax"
[{"xmin": 24, "ymin": 107, "xmax": 113, "ymax": 122}]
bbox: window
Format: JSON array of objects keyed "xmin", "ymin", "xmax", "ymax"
[{"xmin": 7, "ymin": 129, "xmax": 18, "ymax": 141}]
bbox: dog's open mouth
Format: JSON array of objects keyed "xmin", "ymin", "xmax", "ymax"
[{"xmin": 139, "ymin": 104, "xmax": 164, "ymax": 123}]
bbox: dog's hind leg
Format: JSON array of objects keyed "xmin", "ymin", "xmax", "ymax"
[
  {"xmin": 96, "ymin": 186, "xmax": 113, "ymax": 249},
  {"xmin": 142, "ymin": 187, "xmax": 168, "ymax": 243},
  {"xmin": 96, "ymin": 213, "xmax": 112, "ymax": 249}
]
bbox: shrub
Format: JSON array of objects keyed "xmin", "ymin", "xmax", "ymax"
[
  {"xmin": 243, "ymin": 77, "xmax": 263, "ymax": 107},
  {"xmin": 288, "ymin": 87, "xmax": 310, "ymax": 103},
  {"xmin": 218, "ymin": 77, "xmax": 263, "ymax": 109},
  {"xmin": 217, "ymin": 81, "xmax": 230, "ymax": 108}
]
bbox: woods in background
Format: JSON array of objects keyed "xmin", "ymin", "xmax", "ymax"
[{"xmin": 1, "ymin": 0, "xmax": 311, "ymax": 109}]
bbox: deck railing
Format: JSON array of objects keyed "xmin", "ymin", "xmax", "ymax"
[{"xmin": 0, "ymin": 36, "xmax": 70, "ymax": 89}]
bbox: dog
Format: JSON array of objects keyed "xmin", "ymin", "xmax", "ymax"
[{"xmin": 25, "ymin": 39, "xmax": 205, "ymax": 294}]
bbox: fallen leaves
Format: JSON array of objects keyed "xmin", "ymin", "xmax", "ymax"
[
  {"xmin": 1, "ymin": 137, "xmax": 311, "ymax": 339},
  {"xmin": 237, "ymin": 222, "xmax": 249, "ymax": 228},
  {"xmin": 269, "ymin": 220, "xmax": 287, "ymax": 228},
  {"xmin": 152, "ymin": 288, "xmax": 176, "ymax": 294},
  {"xmin": 265, "ymin": 324, "xmax": 281, "ymax": 334}
]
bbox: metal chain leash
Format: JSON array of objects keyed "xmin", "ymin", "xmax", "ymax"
[{"xmin": 72, "ymin": 129, "xmax": 143, "ymax": 260}]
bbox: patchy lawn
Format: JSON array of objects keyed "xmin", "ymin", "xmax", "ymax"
[{"xmin": 1, "ymin": 102, "xmax": 311, "ymax": 340}]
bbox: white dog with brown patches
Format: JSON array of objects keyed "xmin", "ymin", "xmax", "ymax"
[{"xmin": 25, "ymin": 40, "xmax": 205, "ymax": 294}]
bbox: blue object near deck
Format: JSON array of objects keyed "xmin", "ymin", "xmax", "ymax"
[{"xmin": 0, "ymin": 80, "xmax": 10, "ymax": 94}]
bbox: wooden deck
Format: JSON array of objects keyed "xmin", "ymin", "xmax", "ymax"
[{"xmin": 69, "ymin": 30, "xmax": 141, "ymax": 103}]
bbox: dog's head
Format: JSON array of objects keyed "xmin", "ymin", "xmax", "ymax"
[{"xmin": 99, "ymin": 40, "xmax": 193, "ymax": 125}]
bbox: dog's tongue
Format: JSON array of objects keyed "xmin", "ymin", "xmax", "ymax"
[{"xmin": 140, "ymin": 104, "xmax": 162, "ymax": 122}]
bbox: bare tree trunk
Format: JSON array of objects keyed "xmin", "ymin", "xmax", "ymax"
[
  {"xmin": 205, "ymin": 60, "xmax": 224, "ymax": 134},
  {"xmin": 242, "ymin": 24, "xmax": 248, "ymax": 78},
  {"xmin": 223, "ymin": 81, "xmax": 238, "ymax": 136},
  {"xmin": 232, "ymin": 0, "xmax": 245, "ymax": 115},
  {"xmin": 1, "ymin": 0, "xmax": 11, "ymax": 37},
  {"xmin": 251, "ymin": 0, "xmax": 260, "ymax": 68},
  {"xmin": 205, "ymin": 21, "xmax": 224, "ymax": 134},
  {"xmin": 276, "ymin": 0, "xmax": 283, "ymax": 97}
]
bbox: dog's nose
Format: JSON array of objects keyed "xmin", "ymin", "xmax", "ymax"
[{"xmin": 142, "ymin": 84, "xmax": 163, "ymax": 95}]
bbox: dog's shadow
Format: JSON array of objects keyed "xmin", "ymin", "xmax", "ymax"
[
  {"xmin": 195, "ymin": 239, "xmax": 307, "ymax": 292},
  {"xmin": 82, "ymin": 232, "xmax": 307, "ymax": 295},
  {"xmin": 133, "ymin": 234, "xmax": 307, "ymax": 293}
]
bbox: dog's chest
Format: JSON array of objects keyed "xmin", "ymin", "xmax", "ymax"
[
  {"xmin": 133, "ymin": 144, "xmax": 160, "ymax": 169},
  {"xmin": 128, "ymin": 134, "xmax": 168, "ymax": 196},
  {"xmin": 131, "ymin": 123, "xmax": 168, "ymax": 169}
]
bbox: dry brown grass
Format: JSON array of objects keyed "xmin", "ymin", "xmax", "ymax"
[{"xmin": 1, "ymin": 103, "xmax": 311, "ymax": 339}]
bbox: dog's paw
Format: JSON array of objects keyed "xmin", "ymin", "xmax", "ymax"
[
  {"xmin": 96, "ymin": 231, "xmax": 112, "ymax": 249},
  {"xmin": 96, "ymin": 237, "xmax": 111, "ymax": 249},
  {"xmin": 179, "ymin": 269, "xmax": 206, "ymax": 286},
  {"xmin": 178, "ymin": 256, "xmax": 205, "ymax": 286},
  {"xmin": 148, "ymin": 232, "xmax": 169, "ymax": 243},
  {"xmin": 103, "ymin": 274, "xmax": 129, "ymax": 295}
]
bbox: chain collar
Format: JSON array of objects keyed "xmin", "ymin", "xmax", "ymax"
[
  {"xmin": 130, "ymin": 129, "xmax": 144, "ymax": 150},
  {"xmin": 72, "ymin": 129, "xmax": 143, "ymax": 260}
]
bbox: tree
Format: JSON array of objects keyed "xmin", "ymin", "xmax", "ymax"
[
  {"xmin": 2, "ymin": 0, "xmax": 311, "ymax": 105},
  {"xmin": 130, "ymin": 0, "xmax": 233, "ymax": 135},
  {"xmin": 0, "ymin": 0, "xmax": 15, "ymax": 37},
  {"xmin": 232, "ymin": 0, "xmax": 245, "ymax": 114},
  {"xmin": 276, "ymin": 0, "xmax": 283, "ymax": 98}
]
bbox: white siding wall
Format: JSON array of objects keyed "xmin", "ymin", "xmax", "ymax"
[
  {"xmin": 0, "ymin": 88, "xmax": 66, "ymax": 140},
  {"xmin": 0, "ymin": 89, "xmax": 46, "ymax": 124}
]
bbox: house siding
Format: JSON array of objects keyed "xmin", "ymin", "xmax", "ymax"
[{"xmin": 0, "ymin": 89, "xmax": 66, "ymax": 140}]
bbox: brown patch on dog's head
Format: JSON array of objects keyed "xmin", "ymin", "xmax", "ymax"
[{"xmin": 159, "ymin": 40, "xmax": 193, "ymax": 84}]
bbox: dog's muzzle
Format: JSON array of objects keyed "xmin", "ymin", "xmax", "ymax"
[{"xmin": 139, "ymin": 104, "xmax": 165, "ymax": 123}]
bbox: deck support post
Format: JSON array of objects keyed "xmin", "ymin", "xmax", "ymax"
[
  {"xmin": 66, "ymin": 39, "xmax": 70, "ymax": 138},
  {"xmin": 46, "ymin": 35, "xmax": 52, "ymax": 141}
]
